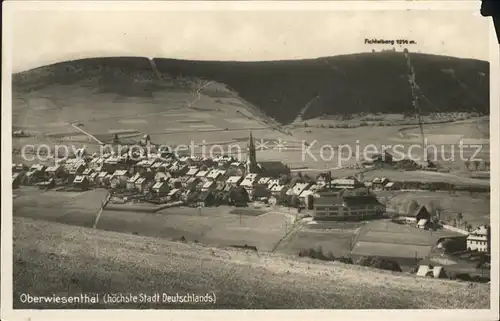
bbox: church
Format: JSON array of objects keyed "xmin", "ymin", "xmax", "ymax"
[{"xmin": 245, "ymin": 132, "xmax": 291, "ymax": 178}]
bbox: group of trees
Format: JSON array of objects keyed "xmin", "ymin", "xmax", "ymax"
[
  {"xmin": 406, "ymin": 199, "xmax": 474, "ymax": 232},
  {"xmin": 464, "ymin": 160, "xmax": 490, "ymax": 172}
]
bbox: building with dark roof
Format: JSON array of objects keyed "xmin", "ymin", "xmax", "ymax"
[
  {"xmin": 257, "ymin": 161, "xmax": 291, "ymax": 178},
  {"xmin": 313, "ymin": 191, "xmax": 385, "ymax": 221}
]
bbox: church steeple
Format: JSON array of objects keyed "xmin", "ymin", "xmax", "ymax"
[{"xmin": 246, "ymin": 131, "xmax": 257, "ymax": 173}]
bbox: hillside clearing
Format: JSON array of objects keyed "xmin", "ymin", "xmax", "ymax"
[{"xmin": 13, "ymin": 217, "xmax": 489, "ymax": 309}]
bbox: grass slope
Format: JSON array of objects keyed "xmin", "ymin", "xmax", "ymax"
[
  {"xmin": 12, "ymin": 53, "xmax": 489, "ymax": 124},
  {"xmin": 13, "ymin": 217, "xmax": 489, "ymax": 309}
]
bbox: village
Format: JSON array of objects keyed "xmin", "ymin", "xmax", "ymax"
[{"xmin": 13, "ymin": 132, "xmax": 491, "ymax": 266}]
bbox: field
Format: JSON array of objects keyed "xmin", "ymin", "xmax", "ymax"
[
  {"xmin": 274, "ymin": 224, "xmax": 358, "ymax": 258},
  {"xmin": 13, "ymin": 188, "xmax": 294, "ymax": 253},
  {"xmin": 377, "ymin": 190, "xmax": 490, "ymax": 227},
  {"xmin": 361, "ymin": 169, "xmax": 490, "ymax": 186},
  {"xmin": 13, "ymin": 217, "xmax": 490, "ymax": 309}
]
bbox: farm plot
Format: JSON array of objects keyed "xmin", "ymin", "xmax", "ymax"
[
  {"xmin": 350, "ymin": 241, "xmax": 431, "ymax": 260},
  {"xmin": 13, "ymin": 188, "xmax": 109, "ymax": 228},
  {"xmin": 275, "ymin": 226, "xmax": 356, "ymax": 257},
  {"xmin": 202, "ymin": 212, "xmax": 293, "ymax": 252}
]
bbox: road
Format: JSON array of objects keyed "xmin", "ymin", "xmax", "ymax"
[{"xmin": 71, "ymin": 122, "xmax": 105, "ymax": 145}]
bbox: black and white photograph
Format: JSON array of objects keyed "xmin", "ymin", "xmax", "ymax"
[{"xmin": 1, "ymin": 0, "xmax": 498, "ymax": 319}]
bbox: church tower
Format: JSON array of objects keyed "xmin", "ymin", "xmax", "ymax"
[{"xmin": 246, "ymin": 131, "xmax": 258, "ymax": 173}]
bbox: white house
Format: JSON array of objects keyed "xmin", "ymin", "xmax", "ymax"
[
  {"xmin": 287, "ymin": 182, "xmax": 311, "ymax": 196},
  {"xmin": 226, "ymin": 176, "xmax": 243, "ymax": 186},
  {"xmin": 467, "ymin": 225, "xmax": 490, "ymax": 253},
  {"xmin": 240, "ymin": 173, "xmax": 259, "ymax": 188},
  {"xmin": 267, "ymin": 179, "xmax": 280, "ymax": 190},
  {"xmin": 186, "ymin": 167, "xmax": 200, "ymax": 177},
  {"xmin": 135, "ymin": 177, "xmax": 148, "ymax": 193},
  {"xmin": 207, "ymin": 169, "xmax": 224, "ymax": 181},
  {"xmin": 201, "ymin": 181, "xmax": 216, "ymax": 192},
  {"xmin": 127, "ymin": 173, "xmax": 141, "ymax": 190},
  {"xmin": 152, "ymin": 181, "xmax": 169, "ymax": 197},
  {"xmin": 258, "ymin": 177, "xmax": 271, "ymax": 185},
  {"xmin": 195, "ymin": 170, "xmax": 209, "ymax": 179}
]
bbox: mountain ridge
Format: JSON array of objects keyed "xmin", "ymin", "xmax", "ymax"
[{"xmin": 12, "ymin": 52, "xmax": 490, "ymax": 124}]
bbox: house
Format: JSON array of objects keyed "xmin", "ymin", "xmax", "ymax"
[
  {"xmin": 313, "ymin": 192, "xmax": 385, "ymax": 221},
  {"xmin": 12, "ymin": 163, "xmax": 29, "ymax": 173},
  {"xmin": 195, "ymin": 170, "xmax": 209, "ymax": 179},
  {"xmin": 467, "ymin": 225, "xmax": 491, "ymax": 253},
  {"xmin": 201, "ymin": 181, "xmax": 216, "ymax": 192},
  {"xmin": 186, "ymin": 167, "xmax": 200, "ymax": 177},
  {"xmin": 226, "ymin": 176, "xmax": 243, "ymax": 186},
  {"xmin": 135, "ymin": 177, "xmax": 148, "ymax": 193},
  {"xmin": 287, "ymin": 182, "xmax": 311, "ymax": 196},
  {"xmin": 267, "ymin": 179, "xmax": 280, "ymax": 190},
  {"xmin": 36, "ymin": 178, "xmax": 56, "ymax": 190},
  {"xmin": 411, "ymin": 205, "xmax": 431, "ymax": 222},
  {"xmin": 152, "ymin": 181, "xmax": 170, "ymax": 197},
  {"xmin": 12, "ymin": 172, "xmax": 24, "ymax": 189},
  {"xmin": 270, "ymin": 184, "xmax": 286, "ymax": 196},
  {"xmin": 240, "ymin": 173, "xmax": 259, "ymax": 188},
  {"xmin": 25, "ymin": 165, "xmax": 46, "ymax": 185},
  {"xmin": 229, "ymin": 161, "xmax": 245, "ymax": 168},
  {"xmin": 89, "ymin": 157, "xmax": 104, "ymax": 170},
  {"xmin": 215, "ymin": 169, "xmax": 227, "ymax": 180},
  {"xmin": 103, "ymin": 156, "xmax": 120, "ymax": 173},
  {"xmin": 69, "ymin": 161, "xmax": 86, "ymax": 176},
  {"xmin": 82, "ymin": 168, "xmax": 94, "ymax": 176},
  {"xmin": 383, "ymin": 181, "xmax": 400, "ymax": 191},
  {"xmin": 154, "ymin": 171, "xmax": 171, "ymax": 182},
  {"xmin": 186, "ymin": 177, "xmax": 201, "ymax": 189},
  {"xmin": 88, "ymin": 172, "xmax": 99, "ymax": 185},
  {"xmin": 253, "ymin": 184, "xmax": 271, "ymax": 201},
  {"xmin": 73, "ymin": 175, "xmax": 89, "ymax": 190},
  {"xmin": 45, "ymin": 165, "xmax": 65, "ymax": 178},
  {"xmin": 29, "ymin": 164, "xmax": 47, "ymax": 174},
  {"xmin": 110, "ymin": 169, "xmax": 129, "ymax": 189},
  {"xmin": 258, "ymin": 177, "xmax": 271, "ymax": 186},
  {"xmin": 136, "ymin": 159, "xmax": 155, "ymax": 169},
  {"xmin": 371, "ymin": 177, "xmax": 389, "ymax": 190},
  {"xmin": 417, "ymin": 218, "xmax": 432, "ymax": 230},
  {"xmin": 207, "ymin": 169, "xmax": 224, "ymax": 181},
  {"xmin": 366, "ymin": 151, "xmax": 394, "ymax": 165},
  {"xmin": 96, "ymin": 171, "xmax": 109, "ymax": 187},
  {"xmin": 124, "ymin": 173, "xmax": 139, "ymax": 190},
  {"xmin": 316, "ymin": 173, "xmax": 332, "ymax": 187},
  {"xmin": 299, "ymin": 189, "xmax": 317, "ymax": 209},
  {"xmin": 331, "ymin": 177, "xmax": 364, "ymax": 190},
  {"xmin": 167, "ymin": 188, "xmax": 182, "ymax": 201},
  {"xmin": 174, "ymin": 164, "xmax": 190, "ymax": 177}
]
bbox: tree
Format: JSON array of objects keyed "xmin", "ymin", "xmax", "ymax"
[
  {"xmin": 428, "ymin": 200, "xmax": 443, "ymax": 220},
  {"xmin": 303, "ymin": 173, "xmax": 314, "ymax": 183},
  {"xmin": 279, "ymin": 174, "xmax": 290, "ymax": 185},
  {"xmin": 253, "ymin": 184, "xmax": 270, "ymax": 199},
  {"xmin": 407, "ymin": 200, "xmax": 419, "ymax": 215},
  {"xmin": 485, "ymin": 161, "xmax": 490, "ymax": 171},
  {"xmin": 464, "ymin": 160, "xmax": 470, "ymax": 171},
  {"xmin": 290, "ymin": 194, "xmax": 301, "ymax": 208},
  {"xmin": 473, "ymin": 160, "xmax": 480, "ymax": 171}
]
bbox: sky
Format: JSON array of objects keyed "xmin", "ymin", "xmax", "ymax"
[{"xmin": 8, "ymin": 3, "xmax": 492, "ymax": 72}]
